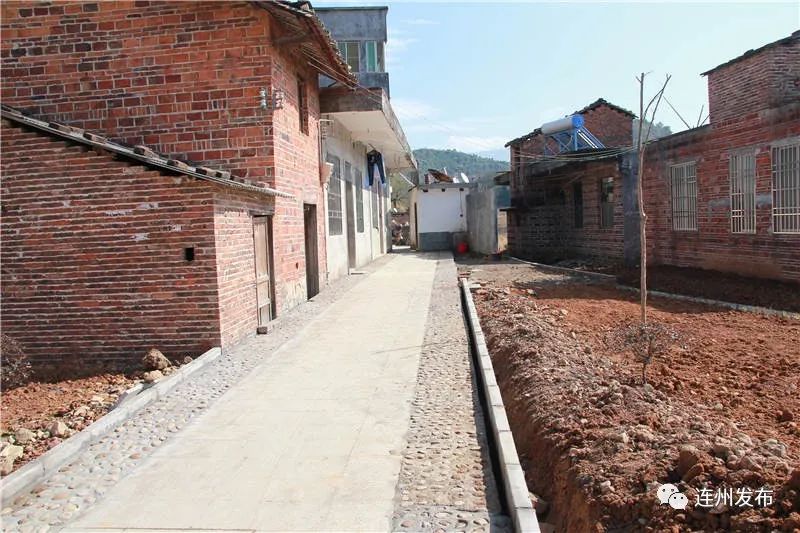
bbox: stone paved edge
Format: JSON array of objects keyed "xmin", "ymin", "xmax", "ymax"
[
  {"xmin": 0, "ymin": 347, "xmax": 222, "ymax": 505},
  {"xmin": 460, "ymin": 279, "xmax": 540, "ymax": 533},
  {"xmin": 510, "ymin": 255, "xmax": 799, "ymax": 319}
]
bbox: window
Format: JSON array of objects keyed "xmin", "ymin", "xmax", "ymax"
[
  {"xmin": 599, "ymin": 177, "xmax": 614, "ymax": 228},
  {"xmin": 772, "ymin": 142, "xmax": 800, "ymax": 233},
  {"xmin": 730, "ymin": 152, "xmax": 756, "ymax": 234},
  {"xmin": 337, "ymin": 41, "xmax": 360, "ymax": 73},
  {"xmin": 355, "ymin": 169, "xmax": 364, "ymax": 232},
  {"xmin": 572, "ymin": 181, "xmax": 583, "ymax": 228},
  {"xmin": 670, "ymin": 162, "xmax": 697, "ymax": 231},
  {"xmin": 371, "ymin": 185, "xmax": 379, "ymax": 229},
  {"xmin": 297, "ymin": 77, "xmax": 308, "ymax": 135},
  {"xmin": 365, "ymin": 41, "xmax": 384, "ymax": 73},
  {"xmin": 327, "ymin": 154, "xmax": 342, "ymax": 235}
]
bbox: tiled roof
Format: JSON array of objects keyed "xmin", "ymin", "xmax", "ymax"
[
  {"xmin": 505, "ymin": 98, "xmax": 636, "ymax": 147},
  {"xmin": 701, "ymin": 30, "xmax": 800, "ymax": 76},
  {"xmin": 575, "ymin": 98, "xmax": 636, "ymax": 119},
  {"xmin": 0, "ymin": 105, "xmax": 292, "ymax": 198},
  {"xmin": 258, "ymin": 1, "xmax": 357, "ymax": 85}
]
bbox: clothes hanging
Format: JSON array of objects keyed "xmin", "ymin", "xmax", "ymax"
[{"xmin": 367, "ymin": 150, "xmax": 386, "ymax": 186}]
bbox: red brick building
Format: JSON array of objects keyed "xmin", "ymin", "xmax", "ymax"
[
  {"xmin": 0, "ymin": 1, "xmax": 357, "ymax": 371},
  {"xmin": 506, "ymin": 32, "xmax": 800, "ymax": 283},
  {"xmin": 642, "ymin": 31, "xmax": 800, "ymax": 281},
  {"xmin": 505, "ymin": 99, "xmax": 636, "ymax": 263}
]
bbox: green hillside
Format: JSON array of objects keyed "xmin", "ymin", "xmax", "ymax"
[{"xmin": 413, "ymin": 148, "xmax": 509, "ymax": 179}]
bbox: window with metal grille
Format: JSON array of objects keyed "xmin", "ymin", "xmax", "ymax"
[
  {"xmin": 355, "ymin": 169, "xmax": 364, "ymax": 233},
  {"xmin": 599, "ymin": 177, "xmax": 614, "ymax": 228},
  {"xmin": 337, "ymin": 41, "xmax": 360, "ymax": 73},
  {"xmin": 371, "ymin": 185, "xmax": 379, "ymax": 229},
  {"xmin": 730, "ymin": 152, "xmax": 756, "ymax": 234},
  {"xmin": 670, "ymin": 162, "xmax": 698, "ymax": 231},
  {"xmin": 772, "ymin": 142, "xmax": 800, "ymax": 233},
  {"xmin": 573, "ymin": 181, "xmax": 583, "ymax": 228},
  {"xmin": 327, "ymin": 154, "xmax": 342, "ymax": 235}
]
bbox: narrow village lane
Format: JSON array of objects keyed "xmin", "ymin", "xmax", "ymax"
[{"xmin": 4, "ymin": 251, "xmax": 504, "ymax": 533}]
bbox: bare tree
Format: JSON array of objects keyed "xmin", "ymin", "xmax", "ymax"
[{"xmin": 635, "ymin": 72, "xmax": 670, "ymax": 324}]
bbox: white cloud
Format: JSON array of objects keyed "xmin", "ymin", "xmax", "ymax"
[{"xmin": 402, "ymin": 18, "xmax": 439, "ymax": 26}]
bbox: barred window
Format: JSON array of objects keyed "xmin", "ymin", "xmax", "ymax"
[
  {"xmin": 599, "ymin": 177, "xmax": 614, "ymax": 229},
  {"xmin": 327, "ymin": 154, "xmax": 342, "ymax": 235},
  {"xmin": 355, "ymin": 169, "xmax": 364, "ymax": 233},
  {"xmin": 772, "ymin": 142, "xmax": 800, "ymax": 233},
  {"xmin": 730, "ymin": 152, "xmax": 756, "ymax": 234},
  {"xmin": 670, "ymin": 162, "xmax": 697, "ymax": 231}
]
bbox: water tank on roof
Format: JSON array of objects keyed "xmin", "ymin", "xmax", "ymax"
[{"xmin": 541, "ymin": 114, "xmax": 584, "ymax": 135}]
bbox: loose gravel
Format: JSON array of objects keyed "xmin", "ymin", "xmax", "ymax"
[
  {"xmin": 1, "ymin": 255, "xmax": 393, "ymax": 533},
  {"xmin": 391, "ymin": 253, "xmax": 509, "ymax": 532}
]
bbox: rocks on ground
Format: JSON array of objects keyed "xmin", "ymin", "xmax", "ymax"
[{"xmin": 142, "ymin": 348, "xmax": 171, "ymax": 371}]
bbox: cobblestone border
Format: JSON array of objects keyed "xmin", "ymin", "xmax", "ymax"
[
  {"xmin": 0, "ymin": 347, "xmax": 222, "ymax": 505},
  {"xmin": 461, "ymin": 279, "xmax": 540, "ymax": 533},
  {"xmin": 510, "ymin": 255, "xmax": 800, "ymax": 319}
]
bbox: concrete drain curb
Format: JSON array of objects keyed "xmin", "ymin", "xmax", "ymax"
[
  {"xmin": 0, "ymin": 346, "xmax": 222, "ymax": 505},
  {"xmin": 461, "ymin": 279, "xmax": 540, "ymax": 533}
]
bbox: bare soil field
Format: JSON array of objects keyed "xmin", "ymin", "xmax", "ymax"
[
  {"xmin": 460, "ymin": 261, "xmax": 800, "ymax": 532},
  {"xmin": 1, "ymin": 373, "xmax": 138, "ymax": 474}
]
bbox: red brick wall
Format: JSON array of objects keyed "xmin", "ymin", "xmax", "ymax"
[
  {"xmin": 508, "ymin": 160, "xmax": 624, "ymax": 263},
  {"xmin": 0, "ymin": 1, "xmax": 274, "ymax": 182},
  {"xmin": 212, "ymin": 190, "xmax": 274, "ymax": 349},
  {"xmin": 0, "ymin": 120, "xmax": 221, "ymax": 371},
  {"xmin": 643, "ymin": 102, "xmax": 800, "ymax": 282},
  {"xmin": 581, "ymin": 105, "xmax": 633, "ymax": 148},
  {"xmin": 706, "ymin": 39, "xmax": 800, "ymax": 125},
  {"xmin": 1, "ymin": 0, "xmax": 330, "ymax": 321}
]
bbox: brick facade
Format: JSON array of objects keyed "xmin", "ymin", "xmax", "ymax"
[
  {"xmin": 642, "ymin": 35, "xmax": 800, "ymax": 281},
  {"xmin": 507, "ymin": 33, "xmax": 800, "ymax": 283},
  {"xmin": 0, "ymin": 1, "xmax": 350, "ymax": 370},
  {"xmin": 1, "ymin": 119, "xmax": 221, "ymax": 371},
  {"xmin": 507, "ymin": 158, "xmax": 625, "ymax": 263}
]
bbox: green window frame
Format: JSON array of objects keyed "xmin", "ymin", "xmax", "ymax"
[{"xmin": 365, "ymin": 41, "xmax": 384, "ymax": 73}]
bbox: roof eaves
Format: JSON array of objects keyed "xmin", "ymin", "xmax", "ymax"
[
  {"xmin": 258, "ymin": 1, "xmax": 357, "ymax": 86},
  {"xmin": 0, "ymin": 105, "xmax": 292, "ymax": 198}
]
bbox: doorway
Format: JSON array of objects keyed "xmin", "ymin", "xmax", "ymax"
[
  {"xmin": 303, "ymin": 204, "xmax": 319, "ymax": 299},
  {"xmin": 253, "ymin": 215, "xmax": 275, "ymax": 330},
  {"xmin": 345, "ymin": 180, "xmax": 356, "ymax": 269}
]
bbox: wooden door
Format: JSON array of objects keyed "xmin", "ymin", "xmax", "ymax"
[
  {"xmin": 303, "ymin": 204, "xmax": 319, "ymax": 299},
  {"xmin": 253, "ymin": 216, "xmax": 273, "ymax": 326}
]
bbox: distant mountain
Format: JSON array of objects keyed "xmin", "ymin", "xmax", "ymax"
[{"xmin": 413, "ymin": 148, "xmax": 509, "ymax": 180}]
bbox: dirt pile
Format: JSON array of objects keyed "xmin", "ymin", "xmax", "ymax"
[{"xmin": 471, "ymin": 280, "xmax": 800, "ymax": 532}]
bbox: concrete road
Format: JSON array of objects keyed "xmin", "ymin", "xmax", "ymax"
[{"xmin": 66, "ymin": 253, "xmax": 438, "ymax": 532}]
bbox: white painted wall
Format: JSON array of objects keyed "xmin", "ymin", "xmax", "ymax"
[
  {"xmin": 414, "ymin": 187, "xmax": 469, "ymax": 233},
  {"xmin": 323, "ymin": 117, "xmax": 387, "ymax": 283}
]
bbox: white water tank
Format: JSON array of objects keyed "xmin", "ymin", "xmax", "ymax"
[{"xmin": 540, "ymin": 114, "xmax": 584, "ymax": 135}]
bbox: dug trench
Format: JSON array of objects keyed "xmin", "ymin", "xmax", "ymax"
[{"xmin": 464, "ymin": 262, "xmax": 800, "ymax": 532}]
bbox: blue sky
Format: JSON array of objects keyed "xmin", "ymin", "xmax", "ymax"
[{"xmin": 316, "ymin": 1, "xmax": 799, "ymax": 160}]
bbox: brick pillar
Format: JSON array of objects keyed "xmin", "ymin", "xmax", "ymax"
[{"xmin": 621, "ymin": 152, "xmax": 641, "ymax": 268}]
